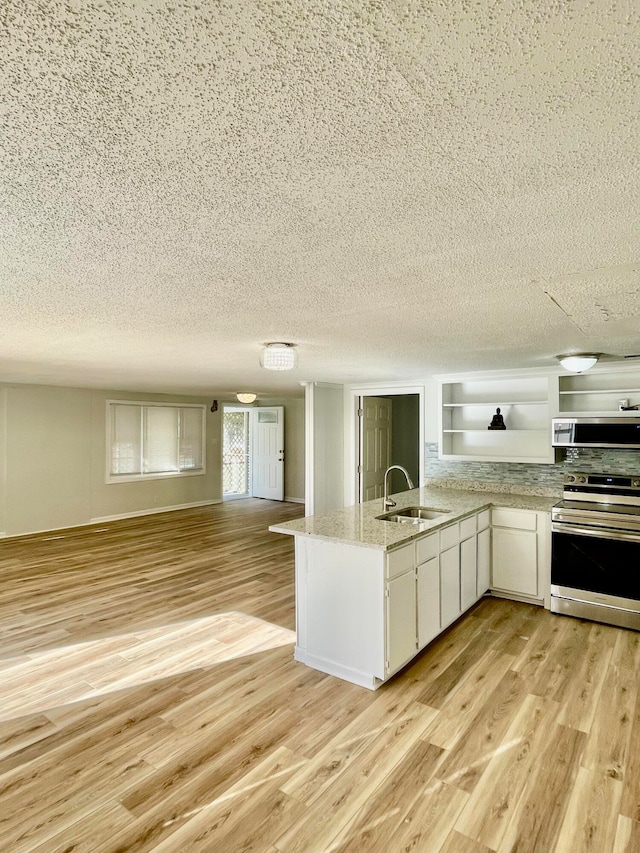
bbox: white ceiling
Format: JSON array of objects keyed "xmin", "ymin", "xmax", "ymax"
[{"xmin": 1, "ymin": 0, "xmax": 639, "ymax": 399}]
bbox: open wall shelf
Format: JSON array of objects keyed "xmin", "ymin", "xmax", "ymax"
[{"xmin": 438, "ymin": 375, "xmax": 553, "ymax": 464}]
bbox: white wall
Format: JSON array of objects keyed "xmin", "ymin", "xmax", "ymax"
[
  {"xmin": 424, "ymin": 377, "xmax": 439, "ymax": 443},
  {"xmin": 305, "ymin": 383, "xmax": 344, "ymax": 515},
  {"xmin": 0, "ymin": 387, "xmax": 8, "ymax": 536},
  {"xmin": 0, "ymin": 383, "xmax": 222, "ymax": 537}
]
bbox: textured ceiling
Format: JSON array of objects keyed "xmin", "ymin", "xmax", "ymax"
[{"xmin": 1, "ymin": 0, "xmax": 639, "ymax": 398}]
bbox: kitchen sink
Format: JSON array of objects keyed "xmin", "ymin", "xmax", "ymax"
[{"xmin": 376, "ymin": 506, "xmax": 451, "ymax": 524}]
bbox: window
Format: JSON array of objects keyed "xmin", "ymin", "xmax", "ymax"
[{"xmin": 107, "ymin": 401, "xmax": 205, "ymax": 482}]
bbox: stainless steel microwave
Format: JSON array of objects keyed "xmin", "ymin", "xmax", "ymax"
[{"xmin": 552, "ymin": 417, "xmax": 640, "ymax": 449}]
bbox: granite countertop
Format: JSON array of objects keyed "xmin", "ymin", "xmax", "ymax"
[{"xmin": 269, "ymin": 484, "xmax": 559, "ymax": 551}]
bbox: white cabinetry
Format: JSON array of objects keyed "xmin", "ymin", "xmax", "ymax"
[
  {"xmin": 492, "ymin": 527, "xmax": 537, "ymax": 596},
  {"xmin": 438, "ymin": 513, "xmax": 487, "ymax": 628},
  {"xmin": 291, "ymin": 504, "xmax": 548, "ymax": 690},
  {"xmin": 491, "ymin": 508, "xmax": 550, "ymax": 605},
  {"xmin": 386, "ymin": 570, "xmax": 417, "ymax": 675},
  {"xmin": 558, "ymin": 366, "xmax": 640, "ymax": 415},
  {"xmin": 438, "ymin": 374, "xmax": 553, "ymax": 463},
  {"xmin": 440, "ymin": 543, "xmax": 461, "ymax": 628},
  {"xmin": 385, "ymin": 544, "xmax": 417, "ymax": 675},
  {"xmin": 477, "ymin": 526, "xmax": 491, "ymax": 597},
  {"xmin": 417, "ymin": 556, "xmax": 440, "ymax": 648},
  {"xmin": 461, "ymin": 535, "xmax": 478, "ymax": 611},
  {"xmin": 293, "ymin": 508, "xmax": 491, "ymax": 689},
  {"xmin": 417, "ymin": 532, "xmax": 440, "ymax": 649}
]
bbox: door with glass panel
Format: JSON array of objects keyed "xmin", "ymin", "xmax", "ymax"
[
  {"xmin": 222, "ymin": 408, "xmax": 250, "ymax": 497},
  {"xmin": 251, "ymin": 406, "xmax": 284, "ymax": 501}
]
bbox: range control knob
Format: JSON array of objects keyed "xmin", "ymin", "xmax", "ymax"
[
  {"xmin": 578, "ymin": 476, "xmax": 587, "ymax": 483},
  {"xmin": 634, "ymin": 479, "xmax": 640, "ymax": 488},
  {"xmin": 566, "ymin": 475, "xmax": 576, "ymax": 483}
]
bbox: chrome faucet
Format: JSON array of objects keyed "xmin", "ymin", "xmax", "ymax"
[{"xmin": 383, "ymin": 465, "xmax": 415, "ymax": 510}]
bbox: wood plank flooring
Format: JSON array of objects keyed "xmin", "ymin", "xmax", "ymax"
[{"xmin": 1, "ymin": 498, "xmax": 640, "ymax": 852}]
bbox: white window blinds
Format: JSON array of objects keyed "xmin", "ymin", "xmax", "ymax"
[
  {"xmin": 110, "ymin": 404, "xmax": 142, "ymax": 475},
  {"xmin": 180, "ymin": 406, "xmax": 204, "ymax": 470},
  {"xmin": 107, "ymin": 402, "xmax": 205, "ymax": 481},
  {"xmin": 144, "ymin": 406, "xmax": 179, "ymax": 473}
]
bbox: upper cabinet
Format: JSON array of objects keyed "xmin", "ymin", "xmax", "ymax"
[
  {"xmin": 437, "ymin": 364, "xmax": 640, "ymax": 464},
  {"xmin": 437, "ymin": 374, "xmax": 554, "ymax": 464},
  {"xmin": 558, "ymin": 366, "xmax": 640, "ymax": 415}
]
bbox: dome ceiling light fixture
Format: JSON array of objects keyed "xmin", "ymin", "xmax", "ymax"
[
  {"xmin": 236, "ymin": 393, "xmax": 257, "ymax": 404},
  {"xmin": 557, "ymin": 354, "xmax": 599, "ymax": 373},
  {"xmin": 259, "ymin": 342, "xmax": 298, "ymax": 371}
]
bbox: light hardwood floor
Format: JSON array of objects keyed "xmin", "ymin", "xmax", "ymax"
[{"xmin": 1, "ymin": 498, "xmax": 640, "ymax": 852}]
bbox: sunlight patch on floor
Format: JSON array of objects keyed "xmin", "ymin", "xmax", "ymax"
[{"xmin": 0, "ymin": 612, "xmax": 295, "ymax": 722}]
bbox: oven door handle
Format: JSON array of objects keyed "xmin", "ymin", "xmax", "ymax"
[{"xmin": 552, "ymin": 522, "xmax": 640, "ymax": 543}]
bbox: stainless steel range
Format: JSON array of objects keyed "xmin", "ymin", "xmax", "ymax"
[{"xmin": 551, "ymin": 472, "xmax": 640, "ymax": 630}]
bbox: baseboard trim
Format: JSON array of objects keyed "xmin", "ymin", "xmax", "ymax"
[
  {"xmin": 0, "ymin": 500, "xmax": 223, "ymax": 540},
  {"xmin": 285, "ymin": 496, "xmax": 305, "ymax": 504},
  {"xmin": 294, "ymin": 647, "xmax": 381, "ymax": 690},
  {"xmin": 91, "ymin": 499, "xmax": 222, "ymax": 524}
]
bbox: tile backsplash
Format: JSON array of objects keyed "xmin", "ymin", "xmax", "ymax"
[{"xmin": 425, "ymin": 443, "xmax": 640, "ymax": 494}]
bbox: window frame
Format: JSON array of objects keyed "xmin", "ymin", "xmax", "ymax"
[{"xmin": 105, "ymin": 399, "xmax": 206, "ymax": 484}]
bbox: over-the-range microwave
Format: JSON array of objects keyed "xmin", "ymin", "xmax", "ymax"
[{"xmin": 552, "ymin": 416, "xmax": 640, "ymax": 449}]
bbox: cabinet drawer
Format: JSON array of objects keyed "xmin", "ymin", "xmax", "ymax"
[
  {"xmin": 386, "ymin": 543, "xmax": 415, "ymax": 579},
  {"xmin": 492, "ymin": 508, "xmax": 537, "ymax": 531},
  {"xmin": 477, "ymin": 509, "xmax": 490, "ymax": 531},
  {"xmin": 439, "ymin": 523, "xmax": 460, "ymax": 550},
  {"xmin": 416, "ymin": 532, "xmax": 439, "ymax": 565},
  {"xmin": 460, "ymin": 515, "xmax": 477, "ymax": 540}
]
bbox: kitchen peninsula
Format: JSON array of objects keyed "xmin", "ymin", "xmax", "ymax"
[{"xmin": 271, "ymin": 484, "xmax": 556, "ymax": 689}]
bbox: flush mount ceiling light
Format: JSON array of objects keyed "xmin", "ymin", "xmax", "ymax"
[
  {"xmin": 557, "ymin": 354, "xmax": 599, "ymax": 373},
  {"xmin": 236, "ymin": 393, "xmax": 257, "ymax": 404},
  {"xmin": 259, "ymin": 342, "xmax": 298, "ymax": 371}
]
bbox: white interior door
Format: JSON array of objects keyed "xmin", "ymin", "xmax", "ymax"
[
  {"xmin": 360, "ymin": 396, "xmax": 392, "ymax": 502},
  {"xmin": 251, "ymin": 406, "xmax": 284, "ymax": 500}
]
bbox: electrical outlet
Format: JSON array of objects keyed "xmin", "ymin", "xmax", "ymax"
[
  {"xmin": 619, "ymin": 399, "xmax": 630, "ymax": 411},
  {"xmin": 153, "ymin": 495, "xmax": 159, "ymax": 504}
]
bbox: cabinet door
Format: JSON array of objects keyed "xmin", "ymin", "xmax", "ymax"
[
  {"xmin": 477, "ymin": 527, "xmax": 491, "ymax": 597},
  {"xmin": 460, "ymin": 535, "xmax": 477, "ymax": 612},
  {"xmin": 386, "ymin": 570, "xmax": 417, "ymax": 675},
  {"xmin": 440, "ymin": 544, "xmax": 461, "ymax": 628},
  {"xmin": 417, "ymin": 556, "xmax": 440, "ymax": 649},
  {"xmin": 492, "ymin": 527, "xmax": 538, "ymax": 596}
]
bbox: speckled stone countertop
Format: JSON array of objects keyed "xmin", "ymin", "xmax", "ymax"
[{"xmin": 269, "ymin": 484, "xmax": 558, "ymax": 551}]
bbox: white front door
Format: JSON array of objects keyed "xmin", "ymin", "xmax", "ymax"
[
  {"xmin": 251, "ymin": 406, "xmax": 284, "ymax": 500},
  {"xmin": 360, "ymin": 396, "xmax": 392, "ymax": 502}
]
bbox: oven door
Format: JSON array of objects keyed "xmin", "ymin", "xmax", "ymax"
[{"xmin": 551, "ymin": 523, "xmax": 640, "ymax": 629}]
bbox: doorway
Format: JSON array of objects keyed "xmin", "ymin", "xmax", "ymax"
[
  {"xmin": 222, "ymin": 405, "xmax": 285, "ymax": 501},
  {"xmin": 359, "ymin": 394, "xmax": 420, "ymax": 502},
  {"xmin": 222, "ymin": 407, "xmax": 251, "ymax": 498},
  {"xmin": 344, "ymin": 384, "xmax": 424, "ymax": 506}
]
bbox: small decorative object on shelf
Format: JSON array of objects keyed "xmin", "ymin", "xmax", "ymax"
[{"xmin": 488, "ymin": 407, "xmax": 507, "ymax": 430}]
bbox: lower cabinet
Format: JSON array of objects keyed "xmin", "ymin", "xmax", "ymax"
[
  {"xmin": 477, "ymin": 526, "xmax": 491, "ymax": 596},
  {"xmin": 491, "ymin": 507, "xmax": 550, "ymax": 604},
  {"xmin": 386, "ymin": 569, "xmax": 418, "ymax": 675},
  {"xmin": 460, "ymin": 535, "xmax": 478, "ymax": 611},
  {"xmin": 440, "ymin": 544, "xmax": 461, "ymax": 628},
  {"xmin": 417, "ymin": 556, "xmax": 440, "ymax": 648},
  {"xmin": 492, "ymin": 527, "xmax": 538, "ymax": 596},
  {"xmin": 293, "ymin": 504, "xmax": 549, "ymax": 690},
  {"xmin": 439, "ymin": 510, "xmax": 489, "ymax": 629}
]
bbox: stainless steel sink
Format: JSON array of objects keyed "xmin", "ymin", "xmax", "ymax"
[{"xmin": 376, "ymin": 506, "xmax": 451, "ymax": 524}]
